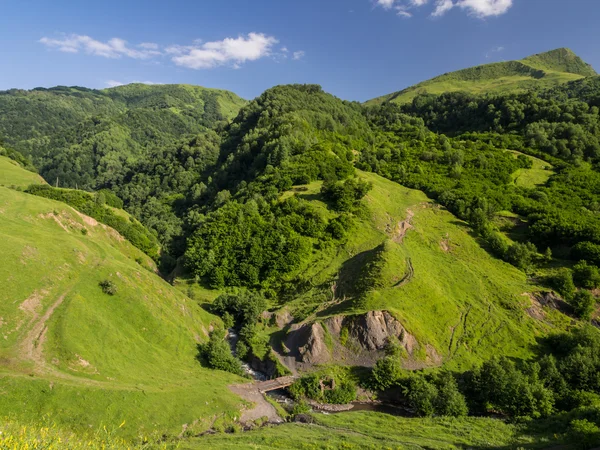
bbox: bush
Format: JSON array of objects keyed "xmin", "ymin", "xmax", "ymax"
[
  {"xmin": 198, "ymin": 329, "xmax": 243, "ymax": 376},
  {"xmin": 434, "ymin": 372, "xmax": 469, "ymax": 417},
  {"xmin": 569, "ymin": 419, "xmax": 600, "ymax": 449},
  {"xmin": 371, "ymin": 356, "xmax": 402, "ymax": 391},
  {"xmin": 212, "ymin": 291, "xmax": 267, "ymax": 328},
  {"xmin": 551, "ymin": 269, "xmax": 576, "ymax": 301},
  {"xmin": 573, "ymin": 242, "xmax": 600, "ymax": 267},
  {"xmin": 99, "ymin": 280, "xmax": 117, "ymax": 295},
  {"xmin": 571, "ymin": 290, "xmax": 596, "ymax": 321},
  {"xmin": 573, "ymin": 261, "xmax": 600, "ymax": 289},
  {"xmin": 404, "ymin": 377, "xmax": 439, "ymax": 417}
]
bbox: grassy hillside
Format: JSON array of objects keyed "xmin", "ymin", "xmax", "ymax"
[
  {"xmin": 367, "ymin": 48, "xmax": 596, "ymax": 105},
  {"xmin": 0, "ymin": 163, "xmax": 245, "ymax": 437},
  {"xmin": 0, "ymin": 155, "xmax": 45, "ymax": 188},
  {"xmin": 276, "ymin": 170, "xmax": 548, "ymax": 370},
  {"xmin": 192, "ymin": 412, "xmax": 551, "ymax": 449}
]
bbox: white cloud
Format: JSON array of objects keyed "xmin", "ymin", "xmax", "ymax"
[
  {"xmin": 373, "ymin": 0, "xmax": 513, "ymax": 18},
  {"xmin": 139, "ymin": 42, "xmax": 159, "ymax": 50},
  {"xmin": 293, "ymin": 50, "xmax": 305, "ymax": 60},
  {"xmin": 457, "ymin": 0, "xmax": 513, "ymax": 17},
  {"xmin": 171, "ymin": 33, "xmax": 279, "ymax": 69},
  {"xmin": 485, "ymin": 45, "xmax": 505, "ymax": 58},
  {"xmin": 40, "ymin": 32, "xmax": 291, "ymax": 70},
  {"xmin": 39, "ymin": 34, "xmax": 160, "ymax": 59},
  {"xmin": 376, "ymin": 0, "xmax": 396, "ymax": 8},
  {"xmin": 432, "ymin": 0, "xmax": 455, "ymax": 16}
]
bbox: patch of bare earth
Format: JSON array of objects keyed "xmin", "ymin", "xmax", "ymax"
[
  {"xmin": 440, "ymin": 234, "xmax": 452, "ymax": 253},
  {"xmin": 392, "ymin": 209, "xmax": 414, "ymax": 244},
  {"xmin": 19, "ymin": 293, "xmax": 66, "ymax": 371},
  {"xmin": 20, "ymin": 245, "xmax": 38, "ymax": 263},
  {"xmin": 228, "ymin": 383, "xmax": 283, "ymax": 424},
  {"xmin": 74, "ymin": 211, "xmax": 98, "ymax": 227},
  {"xmin": 19, "ymin": 289, "xmax": 49, "ymax": 319}
]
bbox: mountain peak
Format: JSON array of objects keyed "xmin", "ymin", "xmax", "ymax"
[
  {"xmin": 522, "ymin": 48, "xmax": 597, "ymax": 77},
  {"xmin": 367, "ymin": 47, "xmax": 597, "ymax": 105}
]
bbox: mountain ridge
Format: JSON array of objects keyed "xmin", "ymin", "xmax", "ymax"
[{"xmin": 367, "ymin": 47, "xmax": 597, "ymax": 105}]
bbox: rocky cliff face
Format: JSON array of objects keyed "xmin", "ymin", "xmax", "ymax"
[{"xmin": 283, "ymin": 311, "xmax": 439, "ymax": 370}]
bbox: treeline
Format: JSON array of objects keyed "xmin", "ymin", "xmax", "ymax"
[
  {"xmin": 369, "ymin": 327, "xmax": 600, "ymax": 443},
  {"xmin": 400, "ymin": 78, "xmax": 600, "ymax": 163},
  {"xmin": 26, "ymin": 184, "xmax": 159, "ymax": 260}
]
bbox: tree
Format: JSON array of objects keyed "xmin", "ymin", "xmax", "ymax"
[
  {"xmin": 434, "ymin": 372, "xmax": 468, "ymax": 417},
  {"xmin": 551, "ymin": 269, "xmax": 576, "ymax": 301},
  {"xmin": 404, "ymin": 377, "xmax": 439, "ymax": 417},
  {"xmin": 198, "ymin": 329, "xmax": 243, "ymax": 376},
  {"xmin": 573, "ymin": 261, "xmax": 600, "ymax": 289},
  {"xmin": 571, "ymin": 290, "xmax": 596, "ymax": 321},
  {"xmin": 371, "ymin": 356, "xmax": 402, "ymax": 391}
]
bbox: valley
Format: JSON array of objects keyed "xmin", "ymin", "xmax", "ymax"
[{"xmin": 2, "ymin": 47, "xmax": 600, "ymax": 449}]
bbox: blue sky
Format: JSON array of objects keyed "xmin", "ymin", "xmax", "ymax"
[{"xmin": 1, "ymin": 0, "xmax": 598, "ymax": 101}]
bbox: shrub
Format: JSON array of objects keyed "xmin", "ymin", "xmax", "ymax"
[
  {"xmin": 434, "ymin": 372, "xmax": 469, "ymax": 417},
  {"xmin": 198, "ymin": 329, "xmax": 243, "ymax": 376},
  {"xmin": 571, "ymin": 290, "xmax": 596, "ymax": 321},
  {"xmin": 371, "ymin": 356, "xmax": 402, "ymax": 391},
  {"xmin": 404, "ymin": 377, "xmax": 439, "ymax": 417},
  {"xmin": 573, "ymin": 261, "xmax": 600, "ymax": 289},
  {"xmin": 569, "ymin": 419, "xmax": 600, "ymax": 449},
  {"xmin": 550, "ymin": 269, "xmax": 576, "ymax": 301},
  {"xmin": 99, "ymin": 280, "xmax": 117, "ymax": 295}
]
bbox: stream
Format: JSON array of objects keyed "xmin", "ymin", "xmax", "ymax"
[
  {"xmin": 226, "ymin": 328, "xmax": 268, "ymax": 381},
  {"xmin": 227, "ymin": 329, "xmax": 408, "ymax": 417}
]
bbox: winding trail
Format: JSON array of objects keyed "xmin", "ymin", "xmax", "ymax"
[
  {"xmin": 9, "ymin": 290, "xmax": 133, "ymax": 390},
  {"xmin": 20, "ymin": 293, "xmax": 67, "ymax": 371},
  {"xmin": 393, "ymin": 209, "xmax": 414, "ymax": 244},
  {"xmin": 229, "ymin": 383, "xmax": 284, "ymax": 424}
]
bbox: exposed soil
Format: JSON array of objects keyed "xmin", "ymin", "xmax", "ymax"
[
  {"xmin": 75, "ymin": 211, "xmax": 98, "ymax": 227},
  {"xmin": 19, "ymin": 289, "xmax": 48, "ymax": 318},
  {"xmin": 283, "ymin": 311, "xmax": 440, "ymax": 371},
  {"xmin": 392, "ymin": 209, "xmax": 414, "ymax": 244},
  {"xmin": 20, "ymin": 293, "xmax": 67, "ymax": 370},
  {"xmin": 228, "ymin": 383, "xmax": 283, "ymax": 424}
]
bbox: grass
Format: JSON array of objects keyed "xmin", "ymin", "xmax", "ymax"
[
  {"xmin": 508, "ymin": 150, "xmax": 555, "ymax": 187},
  {"xmin": 0, "ymin": 181, "xmax": 245, "ymax": 438},
  {"xmin": 186, "ymin": 411, "xmax": 558, "ymax": 449},
  {"xmin": 278, "ymin": 170, "xmax": 551, "ymax": 370},
  {"xmin": 366, "ymin": 48, "xmax": 590, "ymax": 105},
  {"xmin": 0, "ymin": 156, "xmax": 46, "ymax": 189}
]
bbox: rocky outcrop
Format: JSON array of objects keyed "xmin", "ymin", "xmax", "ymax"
[
  {"xmin": 284, "ymin": 310, "xmax": 431, "ymax": 369},
  {"xmin": 286, "ymin": 322, "xmax": 332, "ymax": 365},
  {"xmin": 343, "ymin": 311, "xmax": 417, "ymax": 353}
]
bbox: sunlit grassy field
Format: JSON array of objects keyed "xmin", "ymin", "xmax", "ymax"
[
  {"xmin": 0, "ymin": 183, "xmax": 244, "ymax": 438},
  {"xmin": 0, "ymin": 155, "xmax": 45, "ymax": 188}
]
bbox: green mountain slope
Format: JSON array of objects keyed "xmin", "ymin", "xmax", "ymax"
[
  {"xmin": 367, "ymin": 48, "xmax": 596, "ymax": 105},
  {"xmin": 0, "ymin": 162, "xmax": 244, "ymax": 437},
  {"xmin": 0, "ymin": 155, "xmax": 45, "ymax": 188},
  {"xmin": 0, "ymin": 83, "xmax": 245, "ymax": 151},
  {"xmin": 269, "ymin": 170, "xmax": 547, "ymax": 371}
]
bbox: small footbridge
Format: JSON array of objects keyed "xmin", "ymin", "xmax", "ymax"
[{"xmin": 256, "ymin": 375, "xmax": 298, "ymax": 393}]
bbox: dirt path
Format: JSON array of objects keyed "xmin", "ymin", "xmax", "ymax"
[
  {"xmin": 11, "ymin": 290, "xmax": 132, "ymax": 390},
  {"xmin": 392, "ymin": 209, "xmax": 414, "ymax": 244},
  {"xmin": 229, "ymin": 383, "xmax": 283, "ymax": 424},
  {"xmin": 20, "ymin": 293, "xmax": 67, "ymax": 370},
  {"xmin": 393, "ymin": 258, "xmax": 414, "ymax": 288}
]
